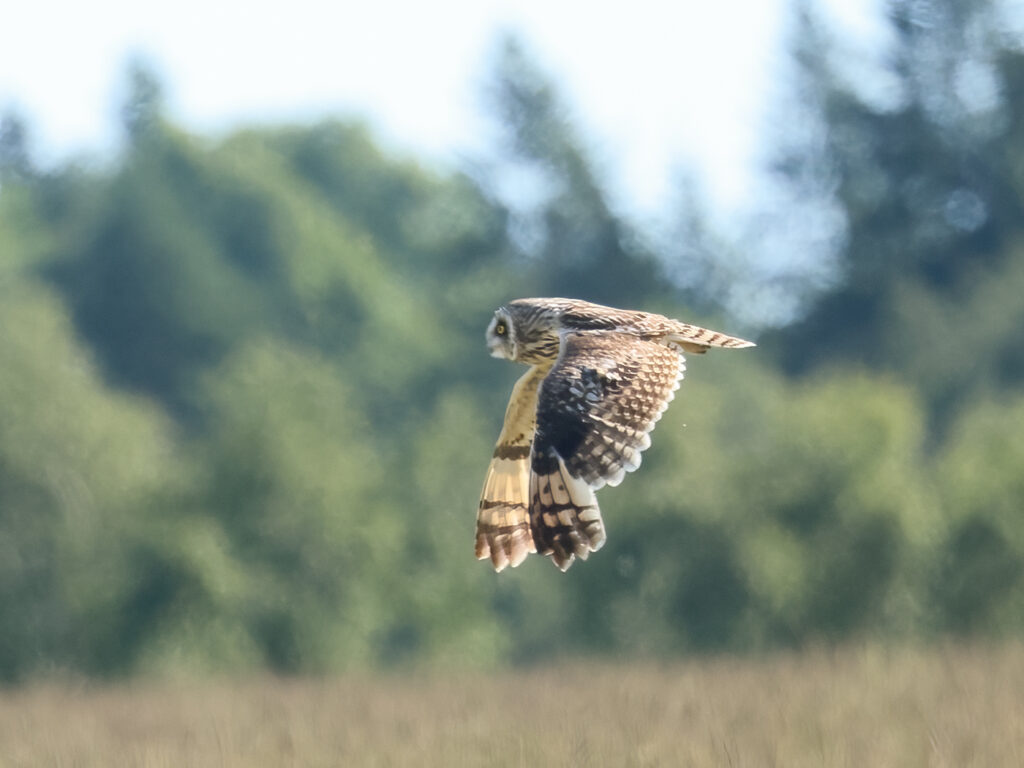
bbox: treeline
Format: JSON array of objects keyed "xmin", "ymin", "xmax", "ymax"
[{"xmin": 0, "ymin": 0, "xmax": 1023, "ymax": 682}]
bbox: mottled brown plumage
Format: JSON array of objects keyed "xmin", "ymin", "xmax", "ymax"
[{"xmin": 477, "ymin": 298, "xmax": 754, "ymax": 571}]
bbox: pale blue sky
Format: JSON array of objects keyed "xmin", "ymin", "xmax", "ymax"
[{"xmin": 1, "ymin": 0, "xmax": 882, "ymax": 217}]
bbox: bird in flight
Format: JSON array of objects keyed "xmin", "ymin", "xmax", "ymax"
[{"xmin": 476, "ymin": 298, "xmax": 754, "ymax": 572}]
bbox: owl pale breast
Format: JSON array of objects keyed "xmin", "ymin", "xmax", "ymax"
[{"xmin": 477, "ymin": 298, "xmax": 754, "ymax": 572}]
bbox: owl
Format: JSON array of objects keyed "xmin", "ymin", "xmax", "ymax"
[{"xmin": 476, "ymin": 298, "xmax": 754, "ymax": 572}]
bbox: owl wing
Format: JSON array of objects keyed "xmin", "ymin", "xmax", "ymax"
[
  {"xmin": 476, "ymin": 365, "xmax": 547, "ymax": 572},
  {"xmin": 530, "ymin": 331, "xmax": 686, "ymax": 570}
]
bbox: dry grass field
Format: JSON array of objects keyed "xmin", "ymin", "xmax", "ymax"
[{"xmin": 1, "ymin": 643, "xmax": 1022, "ymax": 767}]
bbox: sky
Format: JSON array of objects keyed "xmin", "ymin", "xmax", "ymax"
[{"xmin": 0, "ymin": 0, "xmax": 883, "ymax": 219}]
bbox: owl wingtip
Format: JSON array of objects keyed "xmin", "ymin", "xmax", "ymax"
[
  {"xmin": 553, "ymin": 554, "xmax": 575, "ymax": 572},
  {"xmin": 477, "ymin": 534, "xmax": 535, "ymax": 572}
]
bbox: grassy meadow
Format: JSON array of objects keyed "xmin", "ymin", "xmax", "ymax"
[{"xmin": 1, "ymin": 642, "xmax": 1022, "ymax": 767}]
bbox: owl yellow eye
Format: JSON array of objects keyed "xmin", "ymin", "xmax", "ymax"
[{"xmin": 494, "ymin": 322, "xmax": 507, "ymax": 336}]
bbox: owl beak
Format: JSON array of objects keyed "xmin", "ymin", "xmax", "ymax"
[
  {"xmin": 487, "ymin": 329, "xmax": 515, "ymax": 359},
  {"xmin": 487, "ymin": 336, "xmax": 506, "ymax": 358}
]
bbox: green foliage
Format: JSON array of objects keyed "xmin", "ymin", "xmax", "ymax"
[
  {"xmin": 0, "ymin": 274, "xmax": 184, "ymax": 680},
  {"xmin": 541, "ymin": 359, "xmax": 933, "ymax": 655},
  {"xmin": 194, "ymin": 339, "xmax": 398, "ymax": 672},
  {"xmin": 931, "ymin": 397, "xmax": 1024, "ymax": 634},
  {"xmin": 764, "ymin": 0, "xmax": 1024, "ymax": 427},
  {"xmin": 0, "ymin": 99, "xmax": 536, "ymax": 679},
  {"xmin": 0, "ymin": 110, "xmax": 34, "ymax": 185},
  {"xmin": 0, "ymin": 12, "xmax": 1023, "ymax": 681}
]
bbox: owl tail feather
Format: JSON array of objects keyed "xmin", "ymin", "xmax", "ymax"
[
  {"xmin": 529, "ymin": 455, "xmax": 606, "ymax": 571},
  {"xmin": 668, "ymin": 327, "xmax": 755, "ymax": 355}
]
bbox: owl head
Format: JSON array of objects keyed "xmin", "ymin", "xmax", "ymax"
[
  {"xmin": 485, "ymin": 308, "xmax": 517, "ymax": 360},
  {"xmin": 486, "ymin": 299, "xmax": 567, "ymax": 364}
]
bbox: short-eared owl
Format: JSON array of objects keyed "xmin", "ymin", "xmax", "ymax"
[{"xmin": 477, "ymin": 298, "xmax": 754, "ymax": 572}]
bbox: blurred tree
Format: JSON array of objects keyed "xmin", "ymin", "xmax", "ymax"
[
  {"xmin": 931, "ymin": 396, "xmax": 1024, "ymax": 634},
  {"xmin": 387, "ymin": 390, "xmax": 517, "ymax": 668},
  {"xmin": 484, "ymin": 36, "xmax": 668, "ymax": 307},
  {"xmin": 121, "ymin": 57, "xmax": 166, "ymax": 145},
  {"xmin": 548, "ymin": 356, "xmax": 931, "ymax": 654},
  {"xmin": 195, "ymin": 340, "xmax": 400, "ymax": 672},
  {"xmin": 47, "ymin": 134, "xmax": 269, "ymax": 418},
  {"xmin": 0, "ymin": 282, "xmax": 187, "ymax": 679},
  {"xmin": 762, "ymin": 0, "xmax": 1024, "ymax": 427},
  {"xmin": 0, "ymin": 109, "xmax": 34, "ymax": 184},
  {"xmin": 1, "ymin": 34, "xmax": 1023, "ymax": 680}
]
